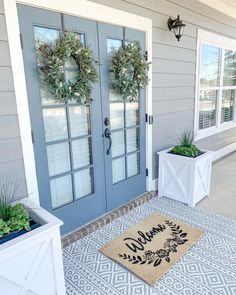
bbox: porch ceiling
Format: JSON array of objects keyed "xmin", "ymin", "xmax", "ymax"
[{"xmin": 197, "ymin": 0, "xmax": 236, "ymax": 19}]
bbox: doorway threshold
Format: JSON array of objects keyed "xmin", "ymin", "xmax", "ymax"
[{"xmin": 62, "ymin": 191, "xmax": 156, "ymax": 248}]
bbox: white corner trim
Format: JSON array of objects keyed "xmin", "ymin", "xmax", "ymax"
[
  {"xmin": 3, "ymin": 0, "xmax": 153, "ymax": 196},
  {"xmin": 3, "ymin": 0, "xmax": 40, "ymax": 204},
  {"xmin": 212, "ymin": 142, "xmax": 236, "ymax": 162}
]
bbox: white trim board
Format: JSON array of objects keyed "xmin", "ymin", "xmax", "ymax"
[{"xmin": 3, "ymin": 0, "xmax": 154, "ymax": 206}]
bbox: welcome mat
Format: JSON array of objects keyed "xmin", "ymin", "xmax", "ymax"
[{"xmin": 100, "ymin": 213, "xmax": 204, "ymax": 285}]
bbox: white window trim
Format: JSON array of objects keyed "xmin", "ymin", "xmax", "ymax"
[
  {"xmin": 194, "ymin": 29, "xmax": 236, "ymax": 141},
  {"xmin": 3, "ymin": 0, "xmax": 154, "ymax": 204}
]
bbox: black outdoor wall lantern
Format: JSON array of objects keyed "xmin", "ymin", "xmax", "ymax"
[{"xmin": 167, "ymin": 15, "xmax": 186, "ymax": 41}]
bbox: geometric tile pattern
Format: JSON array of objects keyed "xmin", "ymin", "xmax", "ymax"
[{"xmin": 63, "ymin": 196, "xmax": 236, "ymax": 294}]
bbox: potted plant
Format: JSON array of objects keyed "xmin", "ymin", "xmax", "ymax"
[
  {"xmin": 158, "ymin": 131, "xmax": 214, "ymax": 207},
  {"xmin": 0, "ymin": 180, "xmax": 65, "ymax": 295}
]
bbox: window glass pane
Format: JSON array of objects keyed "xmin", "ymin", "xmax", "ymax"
[
  {"xmin": 69, "ymin": 106, "xmax": 90, "ymax": 137},
  {"xmin": 72, "ymin": 138, "xmax": 91, "ymax": 169},
  {"xmin": 127, "ymin": 153, "xmax": 139, "ymax": 178},
  {"xmin": 74, "ymin": 168, "xmax": 93, "ymax": 199},
  {"xmin": 223, "ymin": 50, "xmax": 236, "ymax": 86},
  {"xmin": 112, "ymin": 131, "xmax": 125, "ymax": 158},
  {"xmin": 110, "ymin": 103, "xmax": 124, "ymax": 130},
  {"xmin": 221, "ymin": 90, "xmax": 235, "ymax": 123},
  {"xmin": 34, "ymin": 26, "xmax": 61, "ymax": 106},
  {"xmin": 199, "ymin": 90, "xmax": 217, "ymax": 130},
  {"xmin": 126, "ymin": 102, "xmax": 139, "ymax": 127},
  {"xmin": 112, "ymin": 157, "xmax": 126, "ymax": 184},
  {"xmin": 47, "ymin": 143, "xmax": 71, "ymax": 177},
  {"xmin": 200, "ymin": 44, "xmax": 221, "ymax": 87},
  {"xmin": 126, "ymin": 128, "xmax": 139, "ymax": 153},
  {"xmin": 50, "ymin": 175, "xmax": 73, "ymax": 209},
  {"xmin": 43, "ymin": 108, "xmax": 68, "ymax": 142}
]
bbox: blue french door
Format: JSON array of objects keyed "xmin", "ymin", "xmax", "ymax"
[
  {"xmin": 18, "ymin": 5, "xmax": 146, "ymax": 235},
  {"xmin": 98, "ymin": 23, "xmax": 146, "ymax": 210}
]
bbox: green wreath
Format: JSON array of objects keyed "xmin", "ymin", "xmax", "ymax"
[
  {"xmin": 110, "ymin": 41, "xmax": 150, "ymax": 102},
  {"xmin": 37, "ymin": 32, "xmax": 98, "ymax": 104}
]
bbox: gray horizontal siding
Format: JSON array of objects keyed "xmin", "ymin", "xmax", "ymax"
[
  {"xmin": 0, "ymin": 41, "xmax": 11, "ymax": 66},
  {"xmin": 0, "ymin": 14, "xmax": 7, "ymax": 41},
  {"xmin": 0, "ymin": 6, "xmax": 27, "ymax": 200},
  {"xmin": 0, "ymin": 0, "xmax": 3, "ymax": 14},
  {"xmin": 152, "ymin": 73, "xmax": 195, "ymax": 87},
  {"xmin": 0, "ymin": 92, "xmax": 17, "ymax": 115},
  {"xmin": 152, "ymin": 58, "xmax": 195, "ymax": 74},
  {"xmin": 153, "ymin": 98, "xmax": 194, "ymax": 114},
  {"xmin": 152, "ymin": 43, "xmax": 196, "ymax": 62},
  {"xmin": 0, "ymin": 67, "xmax": 14, "ymax": 91},
  {"xmin": 0, "ymin": 115, "xmax": 20, "ymax": 140},
  {"xmin": 153, "ymin": 86, "xmax": 194, "ymax": 100},
  {"xmin": 0, "ymin": 138, "xmax": 23, "ymax": 164}
]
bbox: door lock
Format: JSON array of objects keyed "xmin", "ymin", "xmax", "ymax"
[{"xmin": 104, "ymin": 117, "xmax": 110, "ymax": 126}]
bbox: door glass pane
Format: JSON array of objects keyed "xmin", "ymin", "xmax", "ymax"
[
  {"xmin": 110, "ymin": 103, "xmax": 124, "ymax": 130},
  {"xmin": 107, "ymin": 38, "xmax": 122, "ymax": 54},
  {"xmin": 47, "ymin": 142, "xmax": 71, "ymax": 177},
  {"xmin": 126, "ymin": 102, "xmax": 139, "ymax": 127},
  {"xmin": 200, "ymin": 44, "xmax": 221, "ymax": 87},
  {"xmin": 50, "ymin": 175, "xmax": 73, "ymax": 209},
  {"xmin": 112, "ymin": 157, "xmax": 126, "ymax": 184},
  {"xmin": 108, "ymin": 39, "xmax": 123, "ymax": 102},
  {"xmin": 199, "ymin": 90, "xmax": 217, "ymax": 130},
  {"xmin": 72, "ymin": 138, "xmax": 91, "ymax": 169},
  {"xmin": 126, "ymin": 128, "xmax": 139, "ymax": 153},
  {"xmin": 223, "ymin": 50, "xmax": 236, "ymax": 86},
  {"xmin": 64, "ymin": 57, "xmax": 79, "ymax": 84},
  {"xmin": 69, "ymin": 106, "xmax": 90, "ymax": 137},
  {"xmin": 221, "ymin": 89, "xmax": 235, "ymax": 123},
  {"xmin": 74, "ymin": 168, "xmax": 93, "ymax": 199},
  {"xmin": 127, "ymin": 153, "xmax": 139, "ymax": 178},
  {"xmin": 112, "ymin": 131, "xmax": 125, "ymax": 158},
  {"xmin": 43, "ymin": 108, "xmax": 68, "ymax": 142},
  {"xmin": 34, "ymin": 26, "xmax": 61, "ymax": 106}
]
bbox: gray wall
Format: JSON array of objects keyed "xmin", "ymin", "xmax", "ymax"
[
  {"xmin": 90, "ymin": 0, "xmax": 236, "ymax": 179},
  {"xmin": 1, "ymin": 0, "xmax": 236, "ymax": 186},
  {"xmin": 0, "ymin": 0, "xmax": 27, "ymax": 199}
]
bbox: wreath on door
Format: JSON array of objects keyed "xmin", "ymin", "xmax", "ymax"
[
  {"xmin": 37, "ymin": 32, "xmax": 98, "ymax": 104},
  {"xmin": 110, "ymin": 41, "xmax": 150, "ymax": 102}
]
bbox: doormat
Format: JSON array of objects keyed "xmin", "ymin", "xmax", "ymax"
[{"xmin": 100, "ymin": 213, "xmax": 203, "ymax": 285}]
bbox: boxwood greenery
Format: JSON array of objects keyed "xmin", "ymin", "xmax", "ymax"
[
  {"xmin": 0, "ymin": 182, "xmax": 31, "ymax": 238},
  {"xmin": 0, "ymin": 203, "xmax": 31, "ymax": 238},
  {"xmin": 170, "ymin": 131, "xmax": 202, "ymax": 158}
]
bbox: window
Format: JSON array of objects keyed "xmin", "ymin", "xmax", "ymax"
[{"xmin": 196, "ymin": 30, "xmax": 236, "ymax": 139}]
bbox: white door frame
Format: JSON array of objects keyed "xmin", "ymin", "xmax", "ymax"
[{"xmin": 3, "ymin": 0, "xmax": 153, "ymax": 205}]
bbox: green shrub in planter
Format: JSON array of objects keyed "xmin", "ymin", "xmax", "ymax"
[
  {"xmin": 0, "ymin": 182, "xmax": 31, "ymax": 238},
  {"xmin": 170, "ymin": 131, "xmax": 202, "ymax": 158}
]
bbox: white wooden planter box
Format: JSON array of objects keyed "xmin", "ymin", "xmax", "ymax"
[
  {"xmin": 158, "ymin": 148, "xmax": 214, "ymax": 206},
  {"xmin": 0, "ymin": 198, "xmax": 65, "ymax": 295}
]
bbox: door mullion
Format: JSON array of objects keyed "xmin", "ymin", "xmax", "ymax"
[{"xmin": 65, "ymin": 103, "xmax": 76, "ymax": 202}]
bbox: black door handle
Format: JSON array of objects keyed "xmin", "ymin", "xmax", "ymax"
[{"xmin": 104, "ymin": 128, "xmax": 112, "ymax": 155}]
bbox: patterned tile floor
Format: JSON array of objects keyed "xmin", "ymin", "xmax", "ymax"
[{"xmin": 63, "ymin": 197, "xmax": 236, "ymax": 295}]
